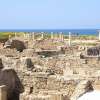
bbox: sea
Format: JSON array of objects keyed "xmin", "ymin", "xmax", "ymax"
[{"xmin": 0, "ymin": 29, "xmax": 99, "ymax": 35}]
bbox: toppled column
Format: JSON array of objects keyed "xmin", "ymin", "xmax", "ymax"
[{"xmin": 0, "ymin": 85, "xmax": 7, "ymax": 100}]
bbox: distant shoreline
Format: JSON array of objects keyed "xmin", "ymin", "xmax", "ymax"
[{"xmin": 0, "ymin": 29, "xmax": 98, "ymax": 35}]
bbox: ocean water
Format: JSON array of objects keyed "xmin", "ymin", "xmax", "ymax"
[{"xmin": 0, "ymin": 29, "xmax": 99, "ymax": 35}]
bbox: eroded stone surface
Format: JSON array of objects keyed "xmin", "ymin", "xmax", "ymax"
[{"xmin": 0, "ymin": 37, "xmax": 100, "ymax": 100}]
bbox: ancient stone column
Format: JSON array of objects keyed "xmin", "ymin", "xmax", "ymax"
[
  {"xmin": 41, "ymin": 32, "xmax": 44, "ymax": 39},
  {"xmin": 99, "ymin": 31, "xmax": 100, "ymax": 40},
  {"xmin": 24, "ymin": 33, "xmax": 26, "ymax": 38},
  {"xmin": 14, "ymin": 32, "xmax": 17, "ymax": 37},
  {"xmin": 32, "ymin": 32, "xmax": 35, "ymax": 40},
  {"xmin": 0, "ymin": 85, "xmax": 7, "ymax": 100},
  {"xmin": 24, "ymin": 33, "xmax": 28, "ymax": 38},
  {"xmin": 54, "ymin": 33, "xmax": 58, "ymax": 40},
  {"xmin": 51, "ymin": 32, "xmax": 54, "ymax": 39},
  {"xmin": 69, "ymin": 32, "xmax": 71, "ymax": 46},
  {"xmin": 59, "ymin": 32, "xmax": 62, "ymax": 40},
  {"xmin": 27, "ymin": 33, "xmax": 30, "ymax": 40},
  {"xmin": 8, "ymin": 35, "xmax": 11, "ymax": 40},
  {"xmin": 59, "ymin": 32, "xmax": 64, "ymax": 41},
  {"xmin": 61, "ymin": 33, "xmax": 64, "ymax": 42},
  {"xmin": 28, "ymin": 32, "xmax": 32, "ymax": 40}
]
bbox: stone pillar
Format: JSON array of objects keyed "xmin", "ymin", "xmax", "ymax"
[
  {"xmin": 69, "ymin": 32, "xmax": 71, "ymax": 46},
  {"xmin": 62, "ymin": 34, "xmax": 64, "ymax": 41},
  {"xmin": 99, "ymin": 31, "xmax": 100, "ymax": 40},
  {"xmin": 8, "ymin": 35, "xmax": 11, "ymax": 40},
  {"xmin": 54, "ymin": 33, "xmax": 58, "ymax": 40},
  {"xmin": 24, "ymin": 33, "xmax": 26, "ymax": 38},
  {"xmin": 41, "ymin": 32, "xmax": 44, "ymax": 39},
  {"xmin": 14, "ymin": 32, "xmax": 17, "ymax": 37},
  {"xmin": 59, "ymin": 32, "xmax": 62, "ymax": 40},
  {"xmin": 0, "ymin": 85, "xmax": 7, "ymax": 100},
  {"xmin": 61, "ymin": 33, "xmax": 64, "ymax": 41},
  {"xmin": 32, "ymin": 32, "xmax": 35, "ymax": 40},
  {"xmin": 28, "ymin": 32, "xmax": 33, "ymax": 40},
  {"xmin": 27, "ymin": 33, "xmax": 30, "ymax": 39},
  {"xmin": 25, "ymin": 34, "xmax": 27, "ymax": 38},
  {"xmin": 51, "ymin": 32, "xmax": 54, "ymax": 39}
]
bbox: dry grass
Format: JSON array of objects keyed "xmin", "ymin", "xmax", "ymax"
[{"xmin": 0, "ymin": 32, "xmax": 24, "ymax": 39}]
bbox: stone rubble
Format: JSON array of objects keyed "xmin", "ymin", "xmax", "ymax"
[{"xmin": 0, "ymin": 36, "xmax": 100, "ymax": 100}]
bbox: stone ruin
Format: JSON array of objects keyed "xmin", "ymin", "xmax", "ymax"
[
  {"xmin": 4, "ymin": 38, "xmax": 27, "ymax": 52},
  {"xmin": 87, "ymin": 45, "xmax": 100, "ymax": 56},
  {"xmin": 0, "ymin": 36, "xmax": 100, "ymax": 100}
]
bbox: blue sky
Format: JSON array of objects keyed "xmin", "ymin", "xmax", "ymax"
[{"xmin": 0, "ymin": 0, "xmax": 100, "ymax": 29}]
